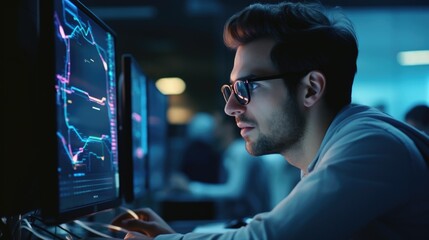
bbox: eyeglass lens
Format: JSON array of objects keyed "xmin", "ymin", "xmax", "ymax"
[
  {"xmin": 234, "ymin": 81, "xmax": 249, "ymax": 104},
  {"xmin": 222, "ymin": 81, "xmax": 250, "ymax": 105}
]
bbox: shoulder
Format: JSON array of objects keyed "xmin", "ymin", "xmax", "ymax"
[
  {"xmin": 326, "ymin": 104, "xmax": 416, "ymax": 150},
  {"xmin": 315, "ymin": 105, "xmax": 423, "ymax": 173}
]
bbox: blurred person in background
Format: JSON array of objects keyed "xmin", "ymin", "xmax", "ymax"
[
  {"xmin": 178, "ymin": 112, "xmax": 223, "ymax": 184},
  {"xmin": 259, "ymin": 154, "xmax": 300, "ymax": 209},
  {"xmin": 170, "ymin": 110, "xmax": 272, "ymax": 219},
  {"xmin": 405, "ymin": 104, "xmax": 429, "ymax": 135}
]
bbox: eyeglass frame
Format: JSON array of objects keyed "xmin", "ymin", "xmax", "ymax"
[{"xmin": 221, "ymin": 72, "xmax": 305, "ymax": 105}]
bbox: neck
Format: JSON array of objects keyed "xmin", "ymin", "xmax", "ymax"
[{"xmin": 281, "ymin": 106, "xmax": 334, "ymax": 175}]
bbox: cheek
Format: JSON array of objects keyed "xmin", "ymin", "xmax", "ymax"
[
  {"xmin": 256, "ymin": 89, "xmax": 290, "ymax": 127},
  {"xmin": 249, "ymin": 82, "xmax": 289, "ymax": 127},
  {"xmin": 260, "ymin": 87, "xmax": 288, "ymax": 111},
  {"xmin": 251, "ymin": 98, "xmax": 282, "ymax": 131}
]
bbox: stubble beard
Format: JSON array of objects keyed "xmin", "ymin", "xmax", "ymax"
[{"xmin": 246, "ymin": 97, "xmax": 305, "ymax": 156}]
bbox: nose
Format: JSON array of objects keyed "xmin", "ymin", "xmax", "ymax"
[{"xmin": 224, "ymin": 94, "xmax": 245, "ymax": 117}]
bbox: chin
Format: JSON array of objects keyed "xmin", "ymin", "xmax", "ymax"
[
  {"xmin": 244, "ymin": 139, "xmax": 262, "ymax": 156},
  {"xmin": 244, "ymin": 139, "xmax": 255, "ymax": 155}
]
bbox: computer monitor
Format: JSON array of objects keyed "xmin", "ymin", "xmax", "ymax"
[
  {"xmin": 39, "ymin": 0, "xmax": 121, "ymax": 224},
  {"xmin": 118, "ymin": 54, "xmax": 149, "ymax": 203},
  {"xmin": 147, "ymin": 80, "xmax": 169, "ymax": 191}
]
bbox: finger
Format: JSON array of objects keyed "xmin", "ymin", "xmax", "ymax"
[
  {"xmin": 112, "ymin": 208, "xmax": 152, "ymax": 226},
  {"xmin": 117, "ymin": 219, "xmax": 151, "ymax": 234},
  {"xmin": 123, "ymin": 219, "xmax": 173, "ymax": 237},
  {"xmin": 111, "ymin": 213, "xmax": 137, "ymax": 226}
]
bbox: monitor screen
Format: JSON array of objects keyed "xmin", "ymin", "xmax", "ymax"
[
  {"xmin": 147, "ymin": 80, "xmax": 169, "ymax": 191},
  {"xmin": 119, "ymin": 54, "xmax": 149, "ymax": 203},
  {"xmin": 40, "ymin": 0, "xmax": 121, "ymax": 224}
]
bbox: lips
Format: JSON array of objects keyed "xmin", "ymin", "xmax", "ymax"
[
  {"xmin": 236, "ymin": 122, "xmax": 253, "ymax": 129},
  {"xmin": 237, "ymin": 122, "xmax": 254, "ymax": 137},
  {"xmin": 240, "ymin": 128, "xmax": 254, "ymax": 138}
]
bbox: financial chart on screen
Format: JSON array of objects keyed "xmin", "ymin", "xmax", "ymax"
[{"xmin": 53, "ymin": 0, "xmax": 120, "ymax": 215}]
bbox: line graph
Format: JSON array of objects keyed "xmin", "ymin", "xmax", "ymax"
[{"xmin": 54, "ymin": 0, "xmax": 118, "ymax": 179}]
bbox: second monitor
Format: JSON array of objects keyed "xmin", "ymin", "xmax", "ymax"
[{"xmin": 119, "ymin": 54, "xmax": 150, "ymax": 203}]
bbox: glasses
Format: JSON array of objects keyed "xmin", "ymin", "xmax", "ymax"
[{"xmin": 221, "ymin": 73, "xmax": 290, "ymax": 105}]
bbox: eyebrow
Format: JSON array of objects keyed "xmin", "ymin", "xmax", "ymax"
[{"xmin": 233, "ymin": 74, "xmax": 257, "ymax": 82}]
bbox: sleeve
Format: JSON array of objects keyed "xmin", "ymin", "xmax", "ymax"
[{"xmin": 154, "ymin": 219, "xmax": 272, "ymax": 240}]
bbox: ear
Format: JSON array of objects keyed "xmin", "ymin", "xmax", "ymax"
[{"xmin": 302, "ymin": 71, "xmax": 326, "ymax": 107}]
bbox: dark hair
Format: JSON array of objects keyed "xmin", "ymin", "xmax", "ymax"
[{"xmin": 223, "ymin": 1, "xmax": 358, "ymax": 114}]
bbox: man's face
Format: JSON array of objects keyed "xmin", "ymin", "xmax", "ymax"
[{"xmin": 224, "ymin": 38, "xmax": 305, "ymax": 156}]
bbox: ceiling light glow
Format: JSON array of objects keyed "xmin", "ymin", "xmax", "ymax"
[
  {"xmin": 397, "ymin": 50, "xmax": 429, "ymax": 66},
  {"xmin": 156, "ymin": 77, "xmax": 186, "ymax": 95}
]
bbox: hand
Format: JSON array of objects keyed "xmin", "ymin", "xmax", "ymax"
[
  {"xmin": 111, "ymin": 208, "xmax": 176, "ymax": 237},
  {"xmin": 124, "ymin": 231, "xmax": 153, "ymax": 240}
]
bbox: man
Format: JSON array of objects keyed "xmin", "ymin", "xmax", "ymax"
[{"xmin": 114, "ymin": 1, "xmax": 429, "ymax": 239}]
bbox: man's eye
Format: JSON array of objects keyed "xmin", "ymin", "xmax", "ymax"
[{"xmin": 249, "ymin": 82, "xmax": 260, "ymax": 91}]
